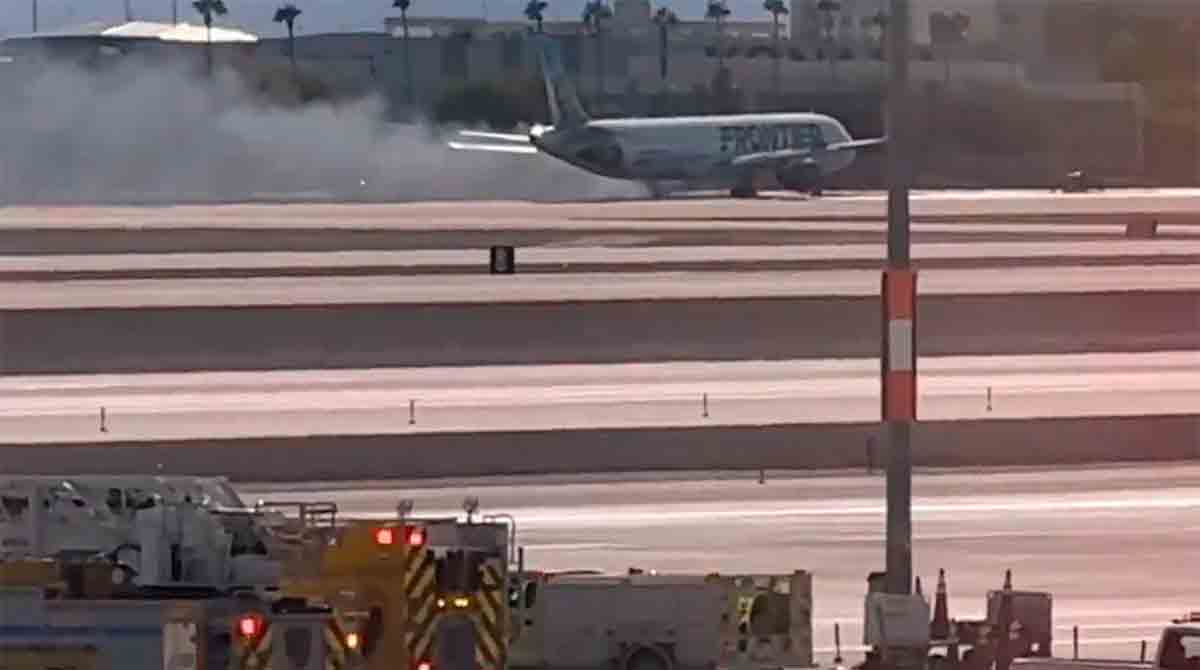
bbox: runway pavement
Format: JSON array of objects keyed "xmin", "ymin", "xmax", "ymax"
[
  {"xmin": 8, "ymin": 239, "xmax": 1200, "ymax": 280},
  {"xmin": 6, "ymin": 264, "xmax": 1200, "ymax": 309},
  {"xmin": 6, "ymin": 189, "xmax": 1200, "ymax": 229},
  {"xmin": 240, "ymin": 463, "xmax": 1200, "ymax": 662},
  {"xmin": 3, "ymin": 352, "xmax": 1198, "ymax": 444}
]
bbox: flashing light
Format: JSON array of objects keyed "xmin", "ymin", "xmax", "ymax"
[
  {"xmin": 436, "ymin": 598, "xmax": 447, "ymax": 609},
  {"xmin": 238, "ymin": 615, "xmax": 264, "ymax": 639},
  {"xmin": 407, "ymin": 526, "xmax": 426, "ymax": 547},
  {"xmin": 452, "ymin": 596, "xmax": 471, "ymax": 609},
  {"xmin": 375, "ymin": 528, "xmax": 396, "ymax": 546},
  {"xmin": 417, "ymin": 661, "xmax": 433, "ymax": 670},
  {"xmin": 345, "ymin": 632, "xmax": 361, "ymax": 650}
]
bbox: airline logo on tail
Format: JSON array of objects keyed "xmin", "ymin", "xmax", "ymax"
[{"xmin": 533, "ymin": 36, "xmax": 590, "ymax": 129}]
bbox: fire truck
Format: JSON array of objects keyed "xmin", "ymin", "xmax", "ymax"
[
  {"xmin": 0, "ymin": 476, "xmax": 361, "ymax": 670},
  {"xmin": 2, "ymin": 475, "xmax": 816, "ymax": 670}
]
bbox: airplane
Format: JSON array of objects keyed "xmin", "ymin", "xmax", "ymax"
[{"xmin": 448, "ymin": 36, "xmax": 885, "ymax": 199}]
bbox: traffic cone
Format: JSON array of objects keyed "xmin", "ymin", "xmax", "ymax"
[{"xmin": 931, "ymin": 568, "xmax": 951, "ymax": 640}]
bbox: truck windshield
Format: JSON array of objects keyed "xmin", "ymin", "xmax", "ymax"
[{"xmin": 1160, "ymin": 630, "xmax": 1200, "ymax": 670}]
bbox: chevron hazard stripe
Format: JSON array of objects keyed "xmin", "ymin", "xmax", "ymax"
[
  {"xmin": 406, "ymin": 548, "xmax": 439, "ymax": 664},
  {"xmin": 472, "ymin": 560, "xmax": 507, "ymax": 669}
]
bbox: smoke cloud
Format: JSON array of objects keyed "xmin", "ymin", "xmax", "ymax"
[{"xmin": 0, "ymin": 56, "xmax": 644, "ymax": 204}]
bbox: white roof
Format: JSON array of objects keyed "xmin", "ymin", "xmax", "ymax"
[{"xmin": 5, "ymin": 20, "xmax": 258, "ymax": 44}]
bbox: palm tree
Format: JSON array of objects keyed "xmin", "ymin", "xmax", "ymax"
[
  {"xmin": 816, "ymin": 0, "xmax": 840, "ymax": 84},
  {"xmin": 273, "ymin": 3, "xmax": 302, "ymax": 72},
  {"xmin": 524, "ymin": 0, "xmax": 548, "ymax": 33},
  {"xmin": 705, "ymin": 0, "xmax": 731, "ymax": 71},
  {"xmin": 582, "ymin": 0, "xmax": 613, "ymax": 103},
  {"xmin": 763, "ymin": 0, "xmax": 789, "ymax": 102},
  {"xmin": 192, "ymin": 0, "xmax": 229, "ymax": 76},
  {"xmin": 393, "ymin": 0, "xmax": 415, "ymax": 105},
  {"xmin": 652, "ymin": 6, "xmax": 678, "ymax": 86}
]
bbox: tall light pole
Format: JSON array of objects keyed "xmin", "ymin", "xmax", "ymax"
[
  {"xmin": 883, "ymin": 0, "xmax": 914, "ymax": 608},
  {"xmin": 32, "ymin": 0, "xmax": 38, "ymax": 32}
]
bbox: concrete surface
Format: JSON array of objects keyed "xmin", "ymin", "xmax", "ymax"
[
  {"xmin": 7, "ymin": 264, "xmax": 1200, "ymax": 309},
  {"xmin": 2, "ymin": 414, "xmax": 1197, "ymax": 481},
  {"xmin": 9, "ymin": 240, "xmax": 1200, "ymax": 280},
  {"xmin": 3, "ymin": 352, "xmax": 1198, "ymax": 443},
  {"xmin": 2, "ymin": 292, "xmax": 1197, "ymax": 374},
  {"xmin": 237, "ymin": 462, "xmax": 1200, "ymax": 662}
]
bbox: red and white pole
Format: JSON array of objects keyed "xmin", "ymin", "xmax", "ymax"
[{"xmin": 881, "ymin": 269, "xmax": 917, "ymax": 423}]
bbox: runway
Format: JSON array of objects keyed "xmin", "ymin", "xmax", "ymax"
[
  {"xmin": 3, "ymin": 352, "xmax": 1197, "ymax": 443},
  {"xmin": 7, "ymin": 239, "xmax": 1200, "ymax": 280},
  {"xmin": 6, "ymin": 189, "xmax": 1200, "ymax": 229},
  {"xmin": 7, "ymin": 263, "xmax": 1200, "ymax": 310},
  {"xmin": 240, "ymin": 462, "xmax": 1200, "ymax": 662}
]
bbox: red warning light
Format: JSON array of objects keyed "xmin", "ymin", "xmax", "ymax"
[
  {"xmin": 406, "ymin": 526, "xmax": 426, "ymax": 547},
  {"xmin": 238, "ymin": 615, "xmax": 263, "ymax": 639},
  {"xmin": 417, "ymin": 661, "xmax": 433, "ymax": 670},
  {"xmin": 375, "ymin": 528, "xmax": 396, "ymax": 546}
]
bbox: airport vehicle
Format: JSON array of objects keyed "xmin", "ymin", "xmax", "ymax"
[
  {"xmin": 1012, "ymin": 613, "xmax": 1200, "ymax": 670},
  {"xmin": 448, "ymin": 37, "xmax": 884, "ymax": 199},
  {"xmin": 3, "ymin": 475, "xmax": 815, "ymax": 670},
  {"xmin": 509, "ymin": 569, "xmax": 813, "ymax": 670},
  {"xmin": 0, "ymin": 477, "xmax": 361, "ymax": 670}
]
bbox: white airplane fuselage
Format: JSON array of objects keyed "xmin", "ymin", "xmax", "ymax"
[{"xmin": 532, "ymin": 113, "xmax": 857, "ymax": 190}]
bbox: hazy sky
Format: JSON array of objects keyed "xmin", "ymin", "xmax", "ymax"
[{"xmin": 4, "ymin": 0, "xmax": 994, "ymax": 39}]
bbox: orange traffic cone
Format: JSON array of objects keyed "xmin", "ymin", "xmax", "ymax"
[{"xmin": 931, "ymin": 568, "xmax": 950, "ymax": 640}]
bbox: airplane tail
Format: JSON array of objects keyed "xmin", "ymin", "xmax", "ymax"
[{"xmin": 534, "ymin": 35, "xmax": 590, "ymax": 129}]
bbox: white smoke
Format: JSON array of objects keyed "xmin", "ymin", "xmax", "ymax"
[{"xmin": 0, "ymin": 56, "xmax": 644, "ymax": 203}]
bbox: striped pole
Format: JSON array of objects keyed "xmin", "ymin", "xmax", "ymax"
[
  {"xmin": 884, "ymin": 0, "xmax": 915, "ymax": 611},
  {"xmin": 882, "ymin": 270, "xmax": 917, "ymax": 423}
]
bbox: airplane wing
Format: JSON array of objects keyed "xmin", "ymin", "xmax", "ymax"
[
  {"xmin": 458, "ymin": 130, "xmax": 532, "ymax": 143},
  {"xmin": 447, "ymin": 141, "xmax": 539, "ymax": 155}
]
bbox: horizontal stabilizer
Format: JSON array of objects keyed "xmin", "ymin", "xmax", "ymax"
[
  {"xmin": 827, "ymin": 137, "xmax": 887, "ymax": 152},
  {"xmin": 458, "ymin": 130, "xmax": 532, "ymax": 143},
  {"xmin": 448, "ymin": 141, "xmax": 540, "ymax": 155}
]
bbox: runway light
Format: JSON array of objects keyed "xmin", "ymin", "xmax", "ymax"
[
  {"xmin": 345, "ymin": 632, "xmax": 361, "ymax": 650},
  {"xmin": 375, "ymin": 528, "xmax": 395, "ymax": 546},
  {"xmin": 238, "ymin": 614, "xmax": 264, "ymax": 639},
  {"xmin": 453, "ymin": 596, "xmax": 471, "ymax": 609}
]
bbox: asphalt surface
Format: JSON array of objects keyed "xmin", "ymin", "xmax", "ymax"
[
  {"xmin": 6, "ymin": 189, "xmax": 1200, "ymax": 229},
  {"xmin": 9, "ymin": 240, "xmax": 1200, "ymax": 280},
  {"xmin": 4, "ymin": 352, "xmax": 1198, "ymax": 444},
  {"xmin": 240, "ymin": 463, "xmax": 1200, "ymax": 662},
  {"xmin": 7, "ymin": 264, "xmax": 1200, "ymax": 309}
]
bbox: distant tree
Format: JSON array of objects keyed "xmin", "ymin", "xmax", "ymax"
[
  {"xmin": 524, "ymin": 0, "xmax": 548, "ymax": 33},
  {"xmin": 998, "ymin": 8, "xmax": 1020, "ymax": 79},
  {"xmin": 816, "ymin": 0, "xmax": 840, "ymax": 84},
  {"xmin": 653, "ymin": 6, "xmax": 679, "ymax": 86},
  {"xmin": 929, "ymin": 11, "xmax": 969, "ymax": 85},
  {"xmin": 582, "ymin": 0, "xmax": 613, "ymax": 102},
  {"xmin": 192, "ymin": 0, "xmax": 228, "ymax": 76},
  {"xmin": 393, "ymin": 0, "xmax": 415, "ymax": 105},
  {"xmin": 763, "ymin": 0, "xmax": 789, "ymax": 101},
  {"xmin": 862, "ymin": 9, "xmax": 887, "ymax": 59},
  {"xmin": 272, "ymin": 3, "xmax": 302, "ymax": 72},
  {"xmin": 706, "ymin": 0, "xmax": 732, "ymax": 71}
]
